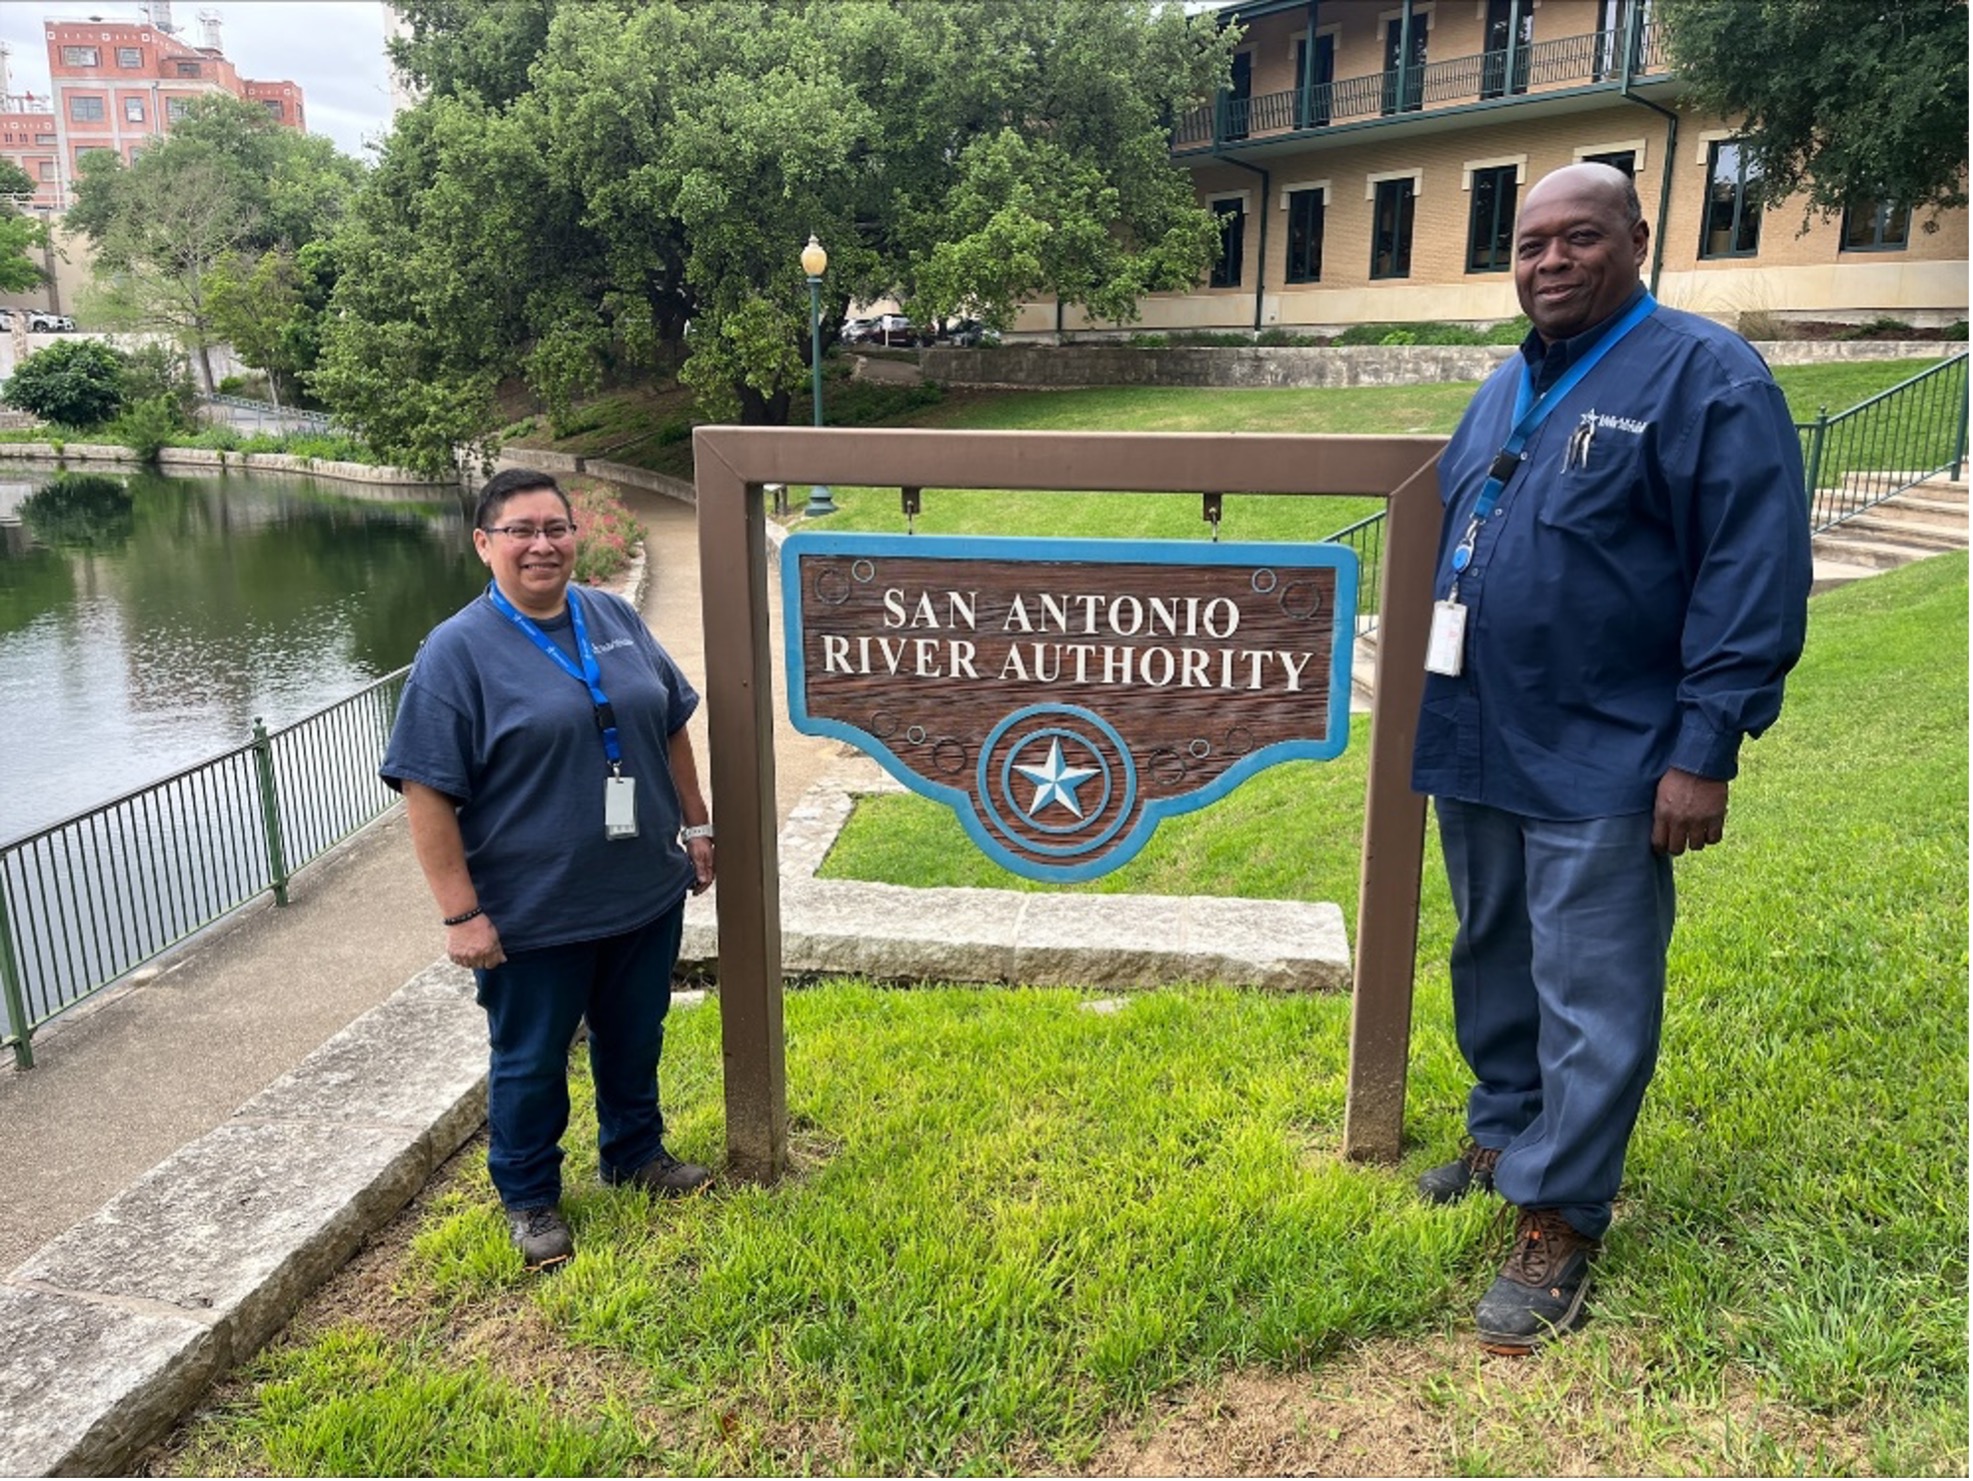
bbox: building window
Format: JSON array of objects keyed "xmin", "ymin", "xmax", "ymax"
[
  {"xmin": 61, "ymin": 46, "xmax": 100, "ymax": 67},
  {"xmin": 69, "ymin": 95, "xmax": 106, "ymax": 122},
  {"xmin": 1582, "ymin": 149, "xmax": 1636, "ymax": 177},
  {"xmin": 1700, "ymin": 141, "xmax": 1761, "ymax": 258},
  {"xmin": 124, "ymin": 96, "xmax": 145, "ymax": 122},
  {"xmin": 1371, "ymin": 177, "xmax": 1416, "ymax": 279},
  {"xmin": 1210, "ymin": 198, "xmax": 1245, "ymax": 288},
  {"xmin": 166, "ymin": 97, "xmax": 191, "ymax": 121},
  {"xmin": 262, "ymin": 99, "xmax": 285, "ymax": 119},
  {"xmin": 1285, "ymin": 188, "xmax": 1325, "ymax": 283},
  {"xmin": 175, "ymin": 62, "xmax": 201, "ymax": 78},
  {"xmin": 1841, "ymin": 200, "xmax": 1910, "ymax": 252},
  {"xmin": 39, "ymin": 161, "xmax": 56, "ymax": 181},
  {"xmin": 35, "ymin": 133, "xmax": 56, "ymax": 145},
  {"xmin": 1482, "ymin": 0, "xmax": 1533, "ymax": 99},
  {"xmin": 116, "ymin": 46, "xmax": 143, "ymax": 68},
  {"xmin": 1467, "ymin": 165, "xmax": 1518, "ymax": 273},
  {"xmin": 1381, "ymin": 17, "xmax": 1428, "ymax": 115}
]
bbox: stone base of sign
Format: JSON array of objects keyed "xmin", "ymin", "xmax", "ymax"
[
  {"xmin": 680, "ymin": 761, "xmax": 1351, "ymax": 992},
  {"xmin": 0, "ymin": 963, "xmax": 487, "ymax": 1477}
]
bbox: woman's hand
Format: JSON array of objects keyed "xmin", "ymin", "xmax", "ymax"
[
  {"xmin": 686, "ymin": 835, "xmax": 715, "ymax": 894},
  {"xmin": 447, "ymin": 913, "xmax": 507, "ymax": 970}
]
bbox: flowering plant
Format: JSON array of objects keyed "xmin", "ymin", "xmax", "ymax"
[{"xmin": 568, "ymin": 482, "xmax": 645, "ymax": 585}]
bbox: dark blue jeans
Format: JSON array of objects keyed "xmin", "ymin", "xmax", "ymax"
[
  {"xmin": 474, "ymin": 902, "xmax": 684, "ymax": 1211},
  {"xmin": 1435, "ymin": 799, "xmax": 1676, "ymax": 1239}
]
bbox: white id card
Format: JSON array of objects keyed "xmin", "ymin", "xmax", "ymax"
[
  {"xmin": 1425, "ymin": 600, "xmax": 1468, "ymax": 676},
  {"xmin": 604, "ymin": 775, "xmax": 639, "ymax": 839}
]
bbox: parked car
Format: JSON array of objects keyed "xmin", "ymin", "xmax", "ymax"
[
  {"xmin": 0, "ymin": 308, "xmax": 13, "ymax": 330},
  {"xmin": 873, "ymin": 312, "xmax": 932, "ymax": 347},
  {"xmin": 946, "ymin": 318, "xmax": 999, "ymax": 348},
  {"xmin": 839, "ymin": 316, "xmax": 877, "ymax": 346},
  {"xmin": 27, "ymin": 311, "xmax": 74, "ymax": 332}
]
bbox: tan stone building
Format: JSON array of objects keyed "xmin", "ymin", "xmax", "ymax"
[{"xmin": 1016, "ymin": 0, "xmax": 1966, "ymax": 336}]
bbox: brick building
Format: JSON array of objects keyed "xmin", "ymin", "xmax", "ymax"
[
  {"xmin": 7, "ymin": 6, "xmax": 305, "ymax": 213},
  {"xmin": 1015, "ymin": 0, "xmax": 1967, "ymax": 336}
]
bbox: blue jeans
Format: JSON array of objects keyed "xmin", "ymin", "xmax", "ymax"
[
  {"xmin": 474, "ymin": 903, "xmax": 684, "ymax": 1210},
  {"xmin": 1434, "ymin": 799, "xmax": 1676, "ymax": 1239}
]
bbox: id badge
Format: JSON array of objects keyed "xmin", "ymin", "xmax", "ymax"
[
  {"xmin": 604, "ymin": 775, "xmax": 638, "ymax": 839},
  {"xmin": 1425, "ymin": 600, "xmax": 1468, "ymax": 676}
]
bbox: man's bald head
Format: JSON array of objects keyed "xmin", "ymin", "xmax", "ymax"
[
  {"xmin": 1514, "ymin": 163, "xmax": 1650, "ymax": 342},
  {"xmin": 1523, "ymin": 162, "xmax": 1643, "ymax": 227}
]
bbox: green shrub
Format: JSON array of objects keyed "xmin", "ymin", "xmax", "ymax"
[
  {"xmin": 655, "ymin": 416, "xmax": 693, "ymax": 447},
  {"xmin": 1255, "ymin": 328, "xmax": 1323, "ymax": 347},
  {"xmin": 1836, "ymin": 316, "xmax": 1917, "ymax": 340},
  {"xmin": 1332, "ymin": 320, "xmax": 1501, "ymax": 347},
  {"xmin": 1944, "ymin": 320, "xmax": 1968, "ymax": 342},
  {"xmin": 216, "ymin": 375, "xmax": 247, "ymax": 396},
  {"xmin": 569, "ymin": 481, "xmax": 643, "ymax": 585},
  {"xmin": 121, "ymin": 342, "xmax": 200, "ymax": 427},
  {"xmin": 1127, "ymin": 332, "xmax": 1170, "ymax": 348},
  {"xmin": 188, "ymin": 424, "xmax": 243, "ymax": 451},
  {"xmin": 106, "ymin": 395, "xmax": 185, "ymax": 462},
  {"xmin": 2, "ymin": 339, "xmax": 129, "ymax": 427},
  {"xmin": 1377, "ymin": 328, "xmax": 1420, "ymax": 346}
]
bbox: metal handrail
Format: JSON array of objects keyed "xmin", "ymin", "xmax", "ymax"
[
  {"xmin": 0, "ymin": 666, "xmax": 411, "ymax": 1067},
  {"xmin": 1175, "ymin": 22, "xmax": 1665, "ymax": 149},
  {"xmin": 202, "ymin": 394, "xmax": 335, "ymax": 431},
  {"xmin": 1799, "ymin": 352, "xmax": 1969, "ymax": 531}
]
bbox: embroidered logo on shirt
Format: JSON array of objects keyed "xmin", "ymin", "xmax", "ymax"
[
  {"xmin": 1588, "ymin": 411, "xmax": 1650, "ymax": 435},
  {"xmin": 591, "ymin": 638, "xmax": 635, "ymax": 655}
]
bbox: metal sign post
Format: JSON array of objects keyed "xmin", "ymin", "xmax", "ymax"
[{"xmin": 694, "ymin": 427, "xmax": 1444, "ymax": 1179}]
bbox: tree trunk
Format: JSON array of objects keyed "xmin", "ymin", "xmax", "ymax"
[{"xmin": 735, "ymin": 382, "xmax": 791, "ymax": 426}]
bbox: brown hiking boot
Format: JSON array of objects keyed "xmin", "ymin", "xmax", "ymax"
[
  {"xmin": 1475, "ymin": 1206, "xmax": 1597, "ymax": 1355},
  {"xmin": 1417, "ymin": 1138, "xmax": 1503, "ymax": 1204}
]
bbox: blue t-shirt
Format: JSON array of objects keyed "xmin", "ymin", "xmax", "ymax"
[
  {"xmin": 381, "ymin": 585, "xmax": 700, "ymax": 952},
  {"xmin": 1412, "ymin": 296, "xmax": 1811, "ymax": 819}
]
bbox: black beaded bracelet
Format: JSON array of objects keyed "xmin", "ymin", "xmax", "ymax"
[{"xmin": 442, "ymin": 906, "xmax": 484, "ymax": 927}]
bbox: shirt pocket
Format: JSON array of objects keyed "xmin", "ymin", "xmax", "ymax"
[{"xmin": 1534, "ymin": 432, "xmax": 1648, "ymax": 541}]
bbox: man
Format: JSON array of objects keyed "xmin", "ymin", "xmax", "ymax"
[{"xmin": 1412, "ymin": 163, "xmax": 1811, "ymax": 1353}]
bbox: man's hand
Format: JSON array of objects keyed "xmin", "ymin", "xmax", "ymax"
[
  {"xmin": 446, "ymin": 913, "xmax": 506, "ymax": 970},
  {"xmin": 1653, "ymin": 769, "xmax": 1729, "ymax": 856}
]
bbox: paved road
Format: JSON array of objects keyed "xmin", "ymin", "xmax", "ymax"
[{"xmin": 0, "ymin": 489, "xmax": 838, "ymax": 1272}]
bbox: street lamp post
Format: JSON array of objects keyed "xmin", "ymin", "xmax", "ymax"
[{"xmin": 800, "ymin": 233, "xmax": 836, "ymax": 518}]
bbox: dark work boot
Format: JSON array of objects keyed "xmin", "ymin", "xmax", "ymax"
[
  {"xmin": 1417, "ymin": 1138, "xmax": 1503, "ymax": 1204},
  {"xmin": 505, "ymin": 1204, "xmax": 574, "ymax": 1273},
  {"xmin": 1475, "ymin": 1206, "xmax": 1597, "ymax": 1355},
  {"xmin": 604, "ymin": 1147, "xmax": 713, "ymax": 1197}
]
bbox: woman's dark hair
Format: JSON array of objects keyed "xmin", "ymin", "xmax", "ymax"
[{"xmin": 474, "ymin": 468, "xmax": 573, "ymax": 530}]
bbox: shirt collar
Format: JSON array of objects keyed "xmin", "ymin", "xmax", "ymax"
[{"xmin": 1519, "ymin": 283, "xmax": 1648, "ymax": 393}]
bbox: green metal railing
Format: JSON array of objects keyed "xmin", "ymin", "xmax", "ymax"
[
  {"xmin": 1798, "ymin": 352, "xmax": 1968, "ymax": 532},
  {"xmin": 1178, "ymin": 22, "xmax": 1667, "ymax": 149},
  {"xmin": 0, "ymin": 667, "xmax": 410, "ymax": 1068}
]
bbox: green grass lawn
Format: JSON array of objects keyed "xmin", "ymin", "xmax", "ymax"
[
  {"xmin": 776, "ymin": 357, "xmax": 1948, "ymax": 543},
  {"xmin": 162, "ymin": 555, "xmax": 1967, "ymax": 1476}
]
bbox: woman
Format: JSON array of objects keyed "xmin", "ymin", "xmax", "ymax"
[{"xmin": 382, "ymin": 467, "xmax": 715, "ymax": 1273}]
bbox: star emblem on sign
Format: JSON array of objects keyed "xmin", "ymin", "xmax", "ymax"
[{"xmin": 1014, "ymin": 739, "xmax": 1100, "ymax": 819}]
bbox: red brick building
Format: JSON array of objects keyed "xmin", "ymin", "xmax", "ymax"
[{"xmin": 8, "ymin": 10, "xmax": 305, "ymax": 212}]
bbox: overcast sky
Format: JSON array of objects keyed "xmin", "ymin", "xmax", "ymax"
[{"xmin": 0, "ymin": 1, "xmax": 396, "ymax": 157}]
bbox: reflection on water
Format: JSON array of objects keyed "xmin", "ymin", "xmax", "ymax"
[{"xmin": 0, "ymin": 465, "xmax": 485, "ymax": 842}]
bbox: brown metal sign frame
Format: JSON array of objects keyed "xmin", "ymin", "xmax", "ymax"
[{"xmin": 693, "ymin": 427, "xmax": 1445, "ymax": 1178}]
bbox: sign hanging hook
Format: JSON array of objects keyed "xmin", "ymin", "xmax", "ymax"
[
  {"xmin": 1202, "ymin": 491, "xmax": 1223, "ymax": 543},
  {"xmin": 901, "ymin": 486, "xmax": 921, "ymax": 536}
]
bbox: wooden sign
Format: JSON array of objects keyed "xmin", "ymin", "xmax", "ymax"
[{"xmin": 782, "ymin": 533, "xmax": 1357, "ymax": 881}]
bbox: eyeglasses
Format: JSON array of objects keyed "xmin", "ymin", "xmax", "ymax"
[{"xmin": 482, "ymin": 521, "xmax": 577, "ymax": 543}]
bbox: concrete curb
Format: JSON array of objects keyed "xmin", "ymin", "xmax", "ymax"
[
  {"xmin": 0, "ymin": 963, "xmax": 486, "ymax": 1477},
  {"xmin": 679, "ymin": 764, "xmax": 1352, "ymax": 992}
]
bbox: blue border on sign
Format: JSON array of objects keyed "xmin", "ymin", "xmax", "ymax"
[{"xmin": 781, "ymin": 532, "xmax": 1359, "ymax": 882}]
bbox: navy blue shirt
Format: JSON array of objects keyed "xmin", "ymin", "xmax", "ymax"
[
  {"xmin": 1412, "ymin": 295, "xmax": 1811, "ymax": 819},
  {"xmin": 381, "ymin": 586, "xmax": 700, "ymax": 951}
]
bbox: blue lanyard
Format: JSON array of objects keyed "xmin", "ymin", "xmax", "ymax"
[
  {"xmin": 485, "ymin": 583, "xmax": 624, "ymax": 773},
  {"xmin": 1449, "ymin": 291, "xmax": 1657, "ymax": 584}
]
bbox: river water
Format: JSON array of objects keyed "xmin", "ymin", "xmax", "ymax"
[{"xmin": 0, "ymin": 464, "xmax": 487, "ymax": 843}]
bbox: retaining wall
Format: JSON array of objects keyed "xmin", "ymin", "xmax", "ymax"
[
  {"xmin": 0, "ymin": 442, "xmax": 453, "ymax": 491},
  {"xmin": 922, "ymin": 339, "xmax": 1958, "ymax": 391}
]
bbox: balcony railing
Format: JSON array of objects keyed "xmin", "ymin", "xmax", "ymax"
[{"xmin": 1176, "ymin": 22, "xmax": 1668, "ymax": 150}]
